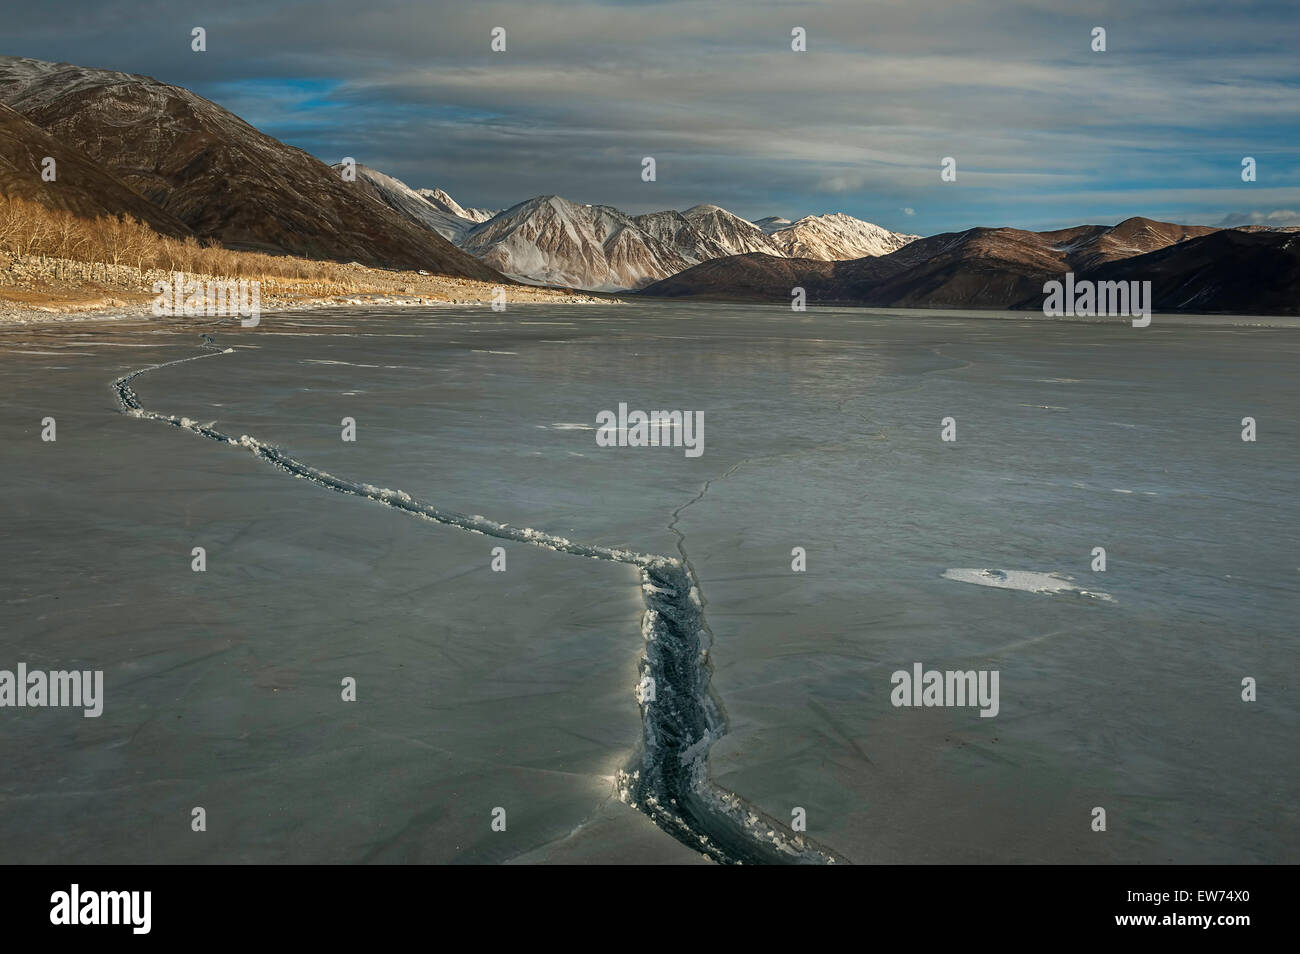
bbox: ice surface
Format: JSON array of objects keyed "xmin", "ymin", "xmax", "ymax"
[{"xmin": 3, "ymin": 304, "xmax": 1298, "ymax": 863}]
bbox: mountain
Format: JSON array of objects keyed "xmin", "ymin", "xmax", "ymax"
[
  {"xmin": 767, "ymin": 212, "xmax": 919, "ymax": 260},
  {"xmin": 680, "ymin": 204, "xmax": 785, "ymax": 257},
  {"xmin": 0, "ymin": 56, "xmax": 502, "ymax": 279},
  {"xmin": 834, "ymin": 225, "xmax": 1074, "ymax": 308},
  {"xmin": 455, "ymin": 200, "xmax": 917, "ymax": 289},
  {"xmin": 417, "ymin": 187, "xmax": 498, "ymax": 224},
  {"xmin": 630, "ymin": 209, "xmax": 736, "ymax": 263},
  {"xmin": 1040, "ymin": 217, "xmax": 1217, "ymax": 272},
  {"xmin": 324, "ymin": 160, "xmax": 917, "ymax": 290},
  {"xmin": 345, "ymin": 163, "xmax": 478, "ymax": 244},
  {"xmin": 453, "ymin": 196, "xmax": 816, "ymax": 290},
  {"xmin": 458, "ymin": 195, "xmax": 692, "ymax": 290},
  {"xmin": 634, "ymin": 253, "xmax": 837, "ymax": 301},
  {"xmin": 753, "ymin": 216, "xmax": 792, "ymax": 234},
  {"xmin": 836, "ymin": 216, "xmax": 1221, "ymax": 307},
  {"xmin": 641, "ymin": 224, "xmax": 1061, "ymax": 304},
  {"xmin": 0, "ymin": 102, "xmax": 191, "ymax": 236},
  {"xmin": 641, "ymin": 216, "xmax": 1247, "ymax": 310},
  {"xmin": 1086, "ymin": 228, "xmax": 1300, "ymax": 315}
]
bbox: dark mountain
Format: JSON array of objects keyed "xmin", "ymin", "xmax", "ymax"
[
  {"xmin": 843, "ymin": 226, "xmax": 1069, "ymax": 308},
  {"xmin": 640, "ymin": 225, "xmax": 1052, "ymax": 305},
  {"xmin": 0, "ymin": 102, "xmax": 191, "ymax": 236},
  {"xmin": 630, "ymin": 252, "xmax": 835, "ymax": 300},
  {"xmin": 1086, "ymin": 228, "xmax": 1300, "ymax": 315},
  {"xmin": 0, "ymin": 56, "xmax": 503, "ymax": 280},
  {"xmin": 640, "ymin": 216, "xmax": 1275, "ymax": 311},
  {"xmin": 1044, "ymin": 217, "xmax": 1218, "ymax": 271}
]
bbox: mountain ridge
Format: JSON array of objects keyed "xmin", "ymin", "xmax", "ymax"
[
  {"xmin": 0, "ymin": 55, "xmax": 503, "ymax": 280},
  {"xmin": 0, "ymin": 101, "xmax": 192, "ymax": 237},
  {"xmin": 640, "ymin": 216, "xmax": 1299, "ymax": 314}
]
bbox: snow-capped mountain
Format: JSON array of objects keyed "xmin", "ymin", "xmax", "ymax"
[
  {"xmin": 344, "ymin": 164, "xmax": 480, "ymax": 244},
  {"xmin": 630, "ymin": 209, "xmax": 736, "ymax": 264},
  {"xmin": 417, "ymin": 187, "xmax": 498, "ymax": 224},
  {"xmin": 458, "ymin": 195, "xmax": 691, "ymax": 290},
  {"xmin": 680, "ymin": 204, "xmax": 786, "ymax": 257},
  {"xmin": 333, "ymin": 160, "xmax": 921, "ymax": 289},
  {"xmin": 766, "ymin": 213, "xmax": 919, "ymax": 260}
]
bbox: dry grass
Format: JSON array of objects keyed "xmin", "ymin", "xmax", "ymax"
[{"xmin": 0, "ymin": 194, "xmax": 356, "ymax": 284}]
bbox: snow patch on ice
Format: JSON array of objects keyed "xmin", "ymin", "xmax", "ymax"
[{"xmin": 942, "ymin": 567, "xmax": 1114, "ymax": 601}]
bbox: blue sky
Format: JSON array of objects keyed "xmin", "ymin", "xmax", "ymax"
[{"xmin": 3, "ymin": 0, "xmax": 1298, "ymax": 235}]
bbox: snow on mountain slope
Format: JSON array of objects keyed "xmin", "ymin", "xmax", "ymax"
[
  {"xmin": 343, "ymin": 169, "xmax": 504, "ymax": 243},
  {"xmin": 458, "ymin": 195, "xmax": 691, "ymax": 290},
  {"xmin": 443, "ymin": 200, "xmax": 914, "ymax": 288},
  {"xmin": 337, "ymin": 164, "xmax": 480, "ymax": 243},
  {"xmin": 417, "ymin": 187, "xmax": 498, "ymax": 224},
  {"xmin": 767, "ymin": 212, "xmax": 919, "ymax": 260},
  {"xmin": 681, "ymin": 204, "xmax": 785, "ymax": 256},
  {"xmin": 631, "ymin": 209, "xmax": 736, "ymax": 264},
  {"xmin": 330, "ymin": 163, "xmax": 917, "ymax": 289}
]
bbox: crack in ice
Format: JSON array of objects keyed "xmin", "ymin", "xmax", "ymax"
[{"xmin": 112, "ymin": 344, "xmax": 843, "ymax": 865}]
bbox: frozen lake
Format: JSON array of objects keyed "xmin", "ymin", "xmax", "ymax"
[{"xmin": 2, "ymin": 302, "xmax": 1296, "ymax": 863}]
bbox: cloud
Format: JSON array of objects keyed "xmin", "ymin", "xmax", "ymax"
[
  {"xmin": 2, "ymin": 0, "xmax": 1299, "ymax": 233},
  {"xmin": 1216, "ymin": 209, "xmax": 1300, "ymax": 227}
]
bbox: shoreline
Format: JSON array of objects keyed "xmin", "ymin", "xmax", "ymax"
[
  {"xmin": 0, "ymin": 292, "xmax": 619, "ymax": 327},
  {"xmin": 0, "ymin": 252, "xmax": 621, "ymax": 326}
]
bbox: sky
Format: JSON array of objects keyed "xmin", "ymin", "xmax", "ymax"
[{"xmin": 3, "ymin": 0, "xmax": 1299, "ymax": 236}]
